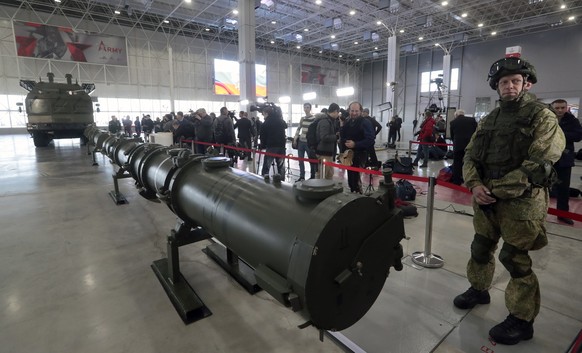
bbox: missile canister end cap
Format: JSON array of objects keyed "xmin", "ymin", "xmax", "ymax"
[
  {"xmin": 202, "ymin": 156, "xmax": 231, "ymax": 170},
  {"xmin": 293, "ymin": 179, "xmax": 343, "ymax": 200}
]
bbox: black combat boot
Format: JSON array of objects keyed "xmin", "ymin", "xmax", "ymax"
[
  {"xmin": 453, "ymin": 287, "xmax": 490, "ymax": 309},
  {"xmin": 489, "ymin": 314, "xmax": 534, "ymax": 345}
]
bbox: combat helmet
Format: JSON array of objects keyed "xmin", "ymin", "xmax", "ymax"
[{"xmin": 487, "ymin": 57, "xmax": 537, "ymax": 90}]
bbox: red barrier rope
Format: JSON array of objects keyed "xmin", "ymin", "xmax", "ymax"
[
  {"xmin": 181, "ymin": 138, "xmax": 581, "ymax": 223},
  {"xmin": 409, "ymin": 140, "xmax": 454, "ymax": 147}
]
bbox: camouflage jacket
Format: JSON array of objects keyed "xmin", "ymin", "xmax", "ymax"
[{"xmin": 463, "ymin": 92, "xmax": 565, "ymax": 219}]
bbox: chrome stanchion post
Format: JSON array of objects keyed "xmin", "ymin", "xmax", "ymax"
[
  {"xmin": 411, "ymin": 176, "xmax": 444, "ymax": 268},
  {"xmin": 408, "ymin": 140, "xmax": 412, "ymax": 158},
  {"xmin": 250, "ymin": 148, "xmax": 256, "ymax": 174}
]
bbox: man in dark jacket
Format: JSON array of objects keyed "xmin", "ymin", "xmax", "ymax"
[
  {"xmin": 173, "ymin": 111, "xmax": 195, "ymax": 144},
  {"xmin": 449, "ymin": 109, "xmax": 478, "ymax": 185},
  {"xmin": 234, "ymin": 112, "xmax": 254, "ymax": 161},
  {"xmin": 108, "ymin": 115, "xmax": 122, "ymax": 135},
  {"xmin": 260, "ymin": 105, "xmax": 288, "ymax": 179},
  {"xmin": 551, "ymin": 99, "xmax": 582, "ymax": 224},
  {"xmin": 315, "ymin": 103, "xmax": 340, "ymax": 179},
  {"xmin": 340, "ymin": 102, "xmax": 375, "ymax": 193},
  {"xmin": 362, "ymin": 108, "xmax": 382, "ymax": 169},
  {"xmin": 194, "ymin": 108, "xmax": 214, "ymax": 154}
]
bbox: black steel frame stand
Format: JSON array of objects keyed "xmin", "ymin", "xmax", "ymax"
[
  {"xmin": 108, "ymin": 164, "xmax": 132, "ymax": 205},
  {"xmin": 91, "ymin": 147, "xmax": 100, "ymax": 166},
  {"xmin": 151, "ymin": 221, "xmax": 213, "ymax": 324},
  {"xmin": 203, "ymin": 241, "xmax": 262, "ymax": 295}
]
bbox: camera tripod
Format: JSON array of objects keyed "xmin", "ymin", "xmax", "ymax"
[{"xmin": 364, "ymin": 168, "xmax": 375, "ymax": 196}]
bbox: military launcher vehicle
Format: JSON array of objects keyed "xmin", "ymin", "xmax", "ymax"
[{"xmin": 20, "ymin": 72, "xmax": 95, "ymax": 147}]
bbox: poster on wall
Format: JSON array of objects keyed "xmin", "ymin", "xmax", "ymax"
[
  {"xmin": 213, "ymin": 58, "xmax": 267, "ymax": 96},
  {"xmin": 13, "ymin": 21, "xmax": 128, "ymax": 66},
  {"xmin": 300, "ymin": 64, "xmax": 338, "ymax": 86}
]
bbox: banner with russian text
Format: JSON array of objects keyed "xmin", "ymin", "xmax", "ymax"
[{"xmin": 14, "ymin": 21, "xmax": 128, "ymax": 66}]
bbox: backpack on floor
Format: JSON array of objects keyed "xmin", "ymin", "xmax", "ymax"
[{"xmin": 395, "ymin": 179, "xmax": 416, "ymax": 201}]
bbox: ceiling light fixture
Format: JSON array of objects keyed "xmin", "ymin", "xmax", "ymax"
[
  {"xmin": 304, "ymin": 28, "xmax": 309, "ymax": 32},
  {"xmin": 399, "ymin": 29, "xmax": 404, "ymax": 33},
  {"xmin": 461, "ymin": 13, "xmax": 468, "ymax": 17},
  {"xmin": 349, "ymin": 10, "xmax": 356, "ymax": 15},
  {"xmin": 478, "ymin": 23, "xmax": 484, "ymax": 27},
  {"xmin": 560, "ymin": 4, "xmax": 566, "ymax": 9},
  {"xmin": 205, "ymin": 28, "xmax": 210, "ymax": 31},
  {"xmin": 316, "ymin": 0, "xmax": 322, "ymax": 4},
  {"xmin": 568, "ymin": 15, "xmax": 575, "ymax": 20},
  {"xmin": 354, "ymin": 41, "xmax": 358, "ymax": 44},
  {"xmin": 270, "ymin": 40, "xmax": 275, "ymax": 44},
  {"xmin": 376, "ymin": 21, "xmax": 382, "ymax": 25},
  {"xmin": 296, "ymin": 45, "xmax": 301, "ymax": 49},
  {"xmin": 418, "ymin": 36, "xmax": 423, "ymax": 40},
  {"xmin": 271, "ymin": 21, "xmax": 277, "ymax": 24},
  {"xmin": 163, "ymin": 20, "xmax": 169, "ymax": 24},
  {"xmin": 441, "ymin": 1, "xmax": 448, "ymax": 5},
  {"xmin": 55, "ymin": 0, "xmax": 61, "ymax": 2},
  {"xmin": 114, "ymin": 10, "xmax": 121, "ymax": 15},
  {"xmin": 491, "ymin": 31, "xmax": 497, "ymax": 35},
  {"xmin": 331, "ymin": 34, "xmax": 336, "ymax": 39},
  {"xmin": 356, "ymin": 59, "xmax": 360, "ymax": 61},
  {"xmin": 318, "ymin": 50, "xmax": 323, "ymax": 53},
  {"xmin": 435, "ymin": 43, "xmax": 440, "ymax": 46},
  {"xmin": 233, "ymin": 9, "xmax": 239, "ymax": 15},
  {"xmin": 184, "ymin": 0, "xmax": 192, "ymax": 3},
  {"xmin": 374, "ymin": 46, "xmax": 378, "ymax": 50},
  {"xmin": 339, "ymin": 54, "xmax": 343, "ymax": 57}
]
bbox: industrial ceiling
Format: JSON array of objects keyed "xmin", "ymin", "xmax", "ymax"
[{"xmin": 1, "ymin": 0, "xmax": 581, "ymax": 64}]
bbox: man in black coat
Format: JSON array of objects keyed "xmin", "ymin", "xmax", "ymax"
[
  {"xmin": 449, "ymin": 109, "xmax": 477, "ymax": 185},
  {"xmin": 259, "ymin": 106, "xmax": 288, "ymax": 179},
  {"xmin": 551, "ymin": 99, "xmax": 582, "ymax": 224},
  {"xmin": 234, "ymin": 112, "xmax": 254, "ymax": 161}
]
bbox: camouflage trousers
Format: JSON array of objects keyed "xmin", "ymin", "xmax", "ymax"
[{"xmin": 467, "ymin": 203, "xmax": 548, "ymax": 322}]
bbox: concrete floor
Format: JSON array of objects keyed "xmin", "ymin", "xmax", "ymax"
[{"xmin": 0, "ymin": 134, "xmax": 581, "ymax": 353}]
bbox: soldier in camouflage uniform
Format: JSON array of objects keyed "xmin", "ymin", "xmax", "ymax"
[{"xmin": 453, "ymin": 57, "xmax": 565, "ymax": 345}]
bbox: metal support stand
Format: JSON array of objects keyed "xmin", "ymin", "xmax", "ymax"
[
  {"xmin": 151, "ymin": 221, "xmax": 213, "ymax": 324},
  {"xmin": 203, "ymin": 241, "xmax": 262, "ymax": 294},
  {"xmin": 108, "ymin": 164, "xmax": 132, "ymax": 205},
  {"xmin": 91, "ymin": 148, "xmax": 99, "ymax": 166},
  {"xmin": 411, "ymin": 176, "xmax": 444, "ymax": 268}
]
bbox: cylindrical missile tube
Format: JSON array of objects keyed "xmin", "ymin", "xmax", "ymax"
[{"xmin": 86, "ymin": 129, "xmax": 405, "ymax": 331}]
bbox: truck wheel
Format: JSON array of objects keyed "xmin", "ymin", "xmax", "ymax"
[{"xmin": 33, "ymin": 133, "xmax": 52, "ymax": 147}]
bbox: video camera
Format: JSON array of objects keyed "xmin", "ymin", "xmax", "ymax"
[
  {"xmin": 339, "ymin": 108, "xmax": 349, "ymax": 121},
  {"xmin": 227, "ymin": 110, "xmax": 237, "ymax": 119},
  {"xmin": 250, "ymin": 102, "xmax": 282, "ymax": 118},
  {"xmin": 430, "ymin": 74, "xmax": 444, "ymax": 88}
]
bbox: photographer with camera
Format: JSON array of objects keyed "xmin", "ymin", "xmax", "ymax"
[
  {"xmin": 213, "ymin": 107, "xmax": 236, "ymax": 145},
  {"xmin": 257, "ymin": 103, "xmax": 287, "ymax": 179},
  {"xmin": 340, "ymin": 102, "xmax": 375, "ymax": 193},
  {"xmin": 412, "ymin": 111, "xmax": 436, "ymax": 168}
]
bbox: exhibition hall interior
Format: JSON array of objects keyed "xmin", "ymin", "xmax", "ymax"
[{"xmin": 0, "ymin": 0, "xmax": 581, "ymax": 352}]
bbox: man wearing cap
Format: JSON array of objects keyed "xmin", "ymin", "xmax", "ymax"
[{"xmin": 453, "ymin": 56, "xmax": 565, "ymax": 345}]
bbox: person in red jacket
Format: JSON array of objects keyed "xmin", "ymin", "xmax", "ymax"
[{"xmin": 412, "ymin": 111, "xmax": 436, "ymax": 168}]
